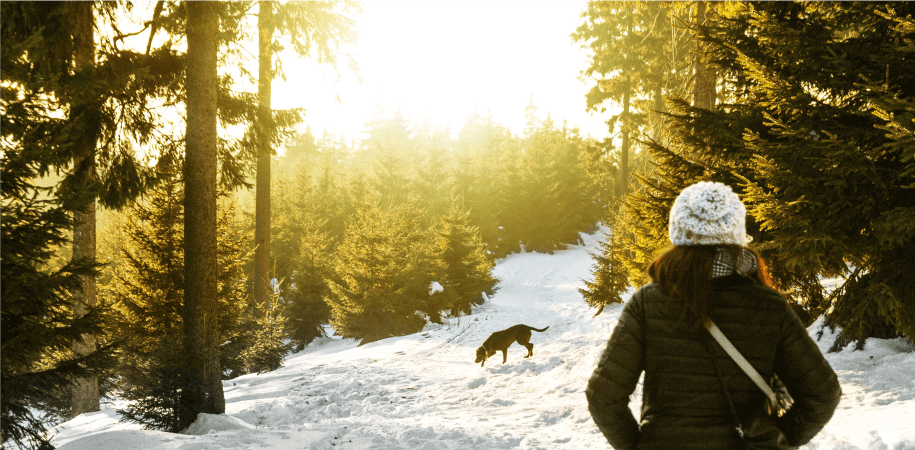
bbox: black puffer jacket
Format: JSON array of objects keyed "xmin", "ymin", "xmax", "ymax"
[{"xmin": 586, "ymin": 276, "xmax": 842, "ymax": 449}]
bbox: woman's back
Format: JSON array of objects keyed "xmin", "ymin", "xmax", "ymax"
[{"xmin": 586, "ymin": 182, "xmax": 841, "ymax": 449}]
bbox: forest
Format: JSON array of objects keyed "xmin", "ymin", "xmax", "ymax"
[{"xmin": 2, "ymin": 2, "xmax": 914, "ymax": 449}]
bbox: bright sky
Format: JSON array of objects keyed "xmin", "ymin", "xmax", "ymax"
[{"xmin": 272, "ymin": 0, "xmax": 609, "ymax": 141}]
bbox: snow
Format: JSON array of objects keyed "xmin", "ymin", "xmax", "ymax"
[
  {"xmin": 52, "ymin": 229, "xmax": 915, "ymax": 450},
  {"xmin": 429, "ymin": 282, "xmax": 444, "ymax": 296}
]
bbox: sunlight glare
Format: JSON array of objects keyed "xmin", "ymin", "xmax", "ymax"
[{"xmin": 271, "ymin": 1, "xmax": 607, "ymax": 140}]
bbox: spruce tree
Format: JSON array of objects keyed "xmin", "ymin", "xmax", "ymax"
[
  {"xmin": 108, "ymin": 178, "xmax": 249, "ymax": 432},
  {"xmin": 579, "ymin": 231, "xmax": 631, "ymax": 315},
  {"xmin": 516, "ymin": 118, "xmax": 602, "ymax": 253},
  {"xmin": 412, "ymin": 121, "xmax": 455, "ymax": 227},
  {"xmin": 431, "ymin": 203, "xmax": 498, "ymax": 318},
  {"xmin": 251, "ymin": 0, "xmax": 358, "ymax": 321},
  {"xmin": 574, "ymin": 1, "xmax": 694, "ymax": 195},
  {"xmin": 241, "ymin": 279, "xmax": 291, "ymax": 374},
  {"xmin": 2, "ymin": 1, "xmax": 191, "ymax": 418},
  {"xmin": 325, "ymin": 193, "xmax": 429, "ymax": 345},
  {"xmin": 182, "ymin": 0, "xmax": 223, "ymax": 427},
  {"xmin": 718, "ymin": 2, "xmax": 915, "ymax": 348},
  {"xmin": 285, "ymin": 220, "xmax": 333, "ymax": 351},
  {"xmin": 454, "ymin": 110, "xmax": 519, "ymax": 257},
  {"xmin": 361, "ymin": 107, "xmax": 416, "ymax": 206},
  {"xmin": 582, "ymin": 2, "xmax": 915, "ymax": 348},
  {"xmin": 110, "ymin": 178, "xmax": 185, "ymax": 432},
  {"xmin": 577, "ymin": 1, "xmax": 732, "ymax": 314},
  {"xmin": 0, "ymin": 155, "xmax": 116, "ymax": 449},
  {"xmin": 271, "ymin": 162, "xmax": 333, "ymax": 350}
]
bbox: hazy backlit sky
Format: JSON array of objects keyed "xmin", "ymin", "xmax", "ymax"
[{"xmin": 272, "ymin": 1, "xmax": 610, "ymax": 141}]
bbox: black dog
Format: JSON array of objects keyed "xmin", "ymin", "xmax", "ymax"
[{"xmin": 475, "ymin": 324, "xmax": 549, "ymax": 367}]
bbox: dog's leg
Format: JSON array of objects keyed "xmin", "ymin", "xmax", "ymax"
[
  {"xmin": 501, "ymin": 349, "xmax": 508, "ymax": 364},
  {"xmin": 523, "ymin": 342, "xmax": 534, "ymax": 357}
]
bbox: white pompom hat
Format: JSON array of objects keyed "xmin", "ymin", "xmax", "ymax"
[{"xmin": 668, "ymin": 181, "xmax": 748, "ymax": 246}]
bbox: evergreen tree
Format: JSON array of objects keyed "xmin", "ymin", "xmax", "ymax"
[
  {"xmin": 516, "ymin": 118, "xmax": 602, "ymax": 253},
  {"xmin": 270, "ymin": 161, "xmax": 333, "ymax": 350},
  {"xmin": 2, "ymin": 1, "xmax": 191, "ymax": 417},
  {"xmin": 361, "ymin": 107, "xmax": 416, "ymax": 206},
  {"xmin": 182, "ymin": 0, "xmax": 223, "ymax": 427},
  {"xmin": 325, "ymin": 193, "xmax": 430, "ymax": 345},
  {"xmin": 108, "ymin": 178, "xmax": 249, "ymax": 432},
  {"xmin": 582, "ymin": 2, "xmax": 915, "ymax": 349},
  {"xmin": 430, "ymin": 203, "xmax": 498, "ymax": 318},
  {"xmin": 411, "ymin": 119, "xmax": 455, "ymax": 226},
  {"xmin": 577, "ymin": 1, "xmax": 728, "ymax": 314},
  {"xmin": 454, "ymin": 110, "xmax": 518, "ymax": 257},
  {"xmin": 285, "ymin": 219, "xmax": 333, "ymax": 351},
  {"xmin": 241, "ymin": 279, "xmax": 291, "ymax": 374},
  {"xmin": 574, "ymin": 1, "xmax": 693, "ymax": 195},
  {"xmin": 706, "ymin": 2, "xmax": 915, "ymax": 348},
  {"xmin": 0, "ymin": 154, "xmax": 116, "ymax": 449},
  {"xmin": 312, "ymin": 132, "xmax": 350, "ymax": 244},
  {"xmin": 579, "ymin": 231, "xmax": 631, "ymax": 315},
  {"xmin": 251, "ymin": 0, "xmax": 358, "ymax": 319},
  {"xmin": 109, "ymin": 178, "xmax": 185, "ymax": 432}
]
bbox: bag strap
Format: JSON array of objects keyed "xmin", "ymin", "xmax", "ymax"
[
  {"xmin": 701, "ymin": 333, "xmax": 746, "ymax": 439},
  {"xmin": 706, "ymin": 319, "xmax": 778, "ymax": 408}
]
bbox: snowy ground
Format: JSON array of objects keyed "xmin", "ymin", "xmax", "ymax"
[{"xmin": 52, "ymin": 230, "xmax": 915, "ymax": 450}]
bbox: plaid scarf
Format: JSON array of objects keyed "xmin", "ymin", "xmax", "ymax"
[{"xmin": 711, "ymin": 247, "xmax": 757, "ymax": 278}]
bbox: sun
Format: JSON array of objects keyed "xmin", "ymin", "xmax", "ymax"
[{"xmin": 271, "ymin": 1, "xmax": 607, "ymax": 141}]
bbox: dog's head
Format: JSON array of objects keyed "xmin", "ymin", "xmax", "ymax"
[{"xmin": 475, "ymin": 345, "xmax": 488, "ymax": 364}]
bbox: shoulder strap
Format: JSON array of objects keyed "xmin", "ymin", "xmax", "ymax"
[
  {"xmin": 706, "ymin": 320, "xmax": 777, "ymax": 407},
  {"xmin": 701, "ymin": 333, "xmax": 745, "ymax": 439}
]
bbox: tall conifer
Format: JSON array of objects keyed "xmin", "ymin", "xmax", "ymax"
[
  {"xmin": 109, "ymin": 178, "xmax": 249, "ymax": 431},
  {"xmin": 431, "ymin": 203, "xmax": 498, "ymax": 318},
  {"xmin": 325, "ymin": 194, "xmax": 429, "ymax": 345},
  {"xmin": 182, "ymin": 0, "xmax": 223, "ymax": 427}
]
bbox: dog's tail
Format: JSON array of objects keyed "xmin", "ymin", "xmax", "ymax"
[{"xmin": 528, "ymin": 325, "xmax": 549, "ymax": 333}]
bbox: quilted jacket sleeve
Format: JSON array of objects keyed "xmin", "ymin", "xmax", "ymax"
[
  {"xmin": 586, "ymin": 289, "xmax": 646, "ymax": 450},
  {"xmin": 773, "ymin": 302, "xmax": 842, "ymax": 447}
]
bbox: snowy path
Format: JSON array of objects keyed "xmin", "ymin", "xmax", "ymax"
[{"xmin": 53, "ymin": 231, "xmax": 915, "ymax": 450}]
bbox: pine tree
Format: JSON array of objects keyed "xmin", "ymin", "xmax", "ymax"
[
  {"xmin": 516, "ymin": 118, "xmax": 602, "ymax": 253},
  {"xmin": 454, "ymin": 110, "xmax": 519, "ymax": 257},
  {"xmin": 251, "ymin": 0, "xmax": 359, "ymax": 321},
  {"xmin": 285, "ymin": 219, "xmax": 333, "ymax": 351},
  {"xmin": 109, "ymin": 178, "xmax": 185, "ymax": 432},
  {"xmin": 412, "ymin": 120, "xmax": 455, "ymax": 227},
  {"xmin": 108, "ymin": 178, "xmax": 249, "ymax": 431},
  {"xmin": 270, "ymin": 161, "xmax": 333, "ymax": 350},
  {"xmin": 431, "ymin": 203, "xmax": 498, "ymax": 318},
  {"xmin": 241, "ymin": 279, "xmax": 291, "ymax": 374},
  {"xmin": 577, "ymin": 1, "xmax": 728, "ymax": 314},
  {"xmin": 0, "ymin": 157, "xmax": 115, "ymax": 449},
  {"xmin": 582, "ymin": 2, "xmax": 915, "ymax": 348},
  {"xmin": 325, "ymin": 193, "xmax": 429, "ymax": 345},
  {"xmin": 714, "ymin": 2, "xmax": 915, "ymax": 348},
  {"xmin": 361, "ymin": 107, "xmax": 416, "ymax": 206},
  {"xmin": 574, "ymin": 1, "xmax": 694, "ymax": 195},
  {"xmin": 2, "ymin": 1, "xmax": 192, "ymax": 418},
  {"xmin": 182, "ymin": 1, "xmax": 223, "ymax": 426}
]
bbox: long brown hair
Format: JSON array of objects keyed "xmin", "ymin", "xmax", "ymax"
[{"xmin": 648, "ymin": 244, "xmax": 774, "ymax": 331}]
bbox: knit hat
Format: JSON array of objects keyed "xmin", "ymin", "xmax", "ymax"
[{"xmin": 668, "ymin": 181, "xmax": 747, "ymax": 246}]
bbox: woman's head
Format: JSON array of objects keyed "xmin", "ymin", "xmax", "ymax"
[
  {"xmin": 668, "ymin": 181, "xmax": 748, "ymax": 247},
  {"xmin": 650, "ymin": 182, "xmax": 773, "ymax": 330}
]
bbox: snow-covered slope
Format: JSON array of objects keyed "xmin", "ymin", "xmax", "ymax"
[{"xmin": 52, "ymin": 231, "xmax": 915, "ymax": 450}]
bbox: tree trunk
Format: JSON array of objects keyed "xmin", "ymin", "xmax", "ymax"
[
  {"xmin": 254, "ymin": 1, "xmax": 275, "ymax": 308},
  {"xmin": 620, "ymin": 12, "xmax": 632, "ymax": 197},
  {"xmin": 693, "ymin": 1, "xmax": 717, "ymax": 109},
  {"xmin": 70, "ymin": 0, "xmax": 100, "ymax": 418},
  {"xmin": 181, "ymin": 0, "xmax": 224, "ymax": 429}
]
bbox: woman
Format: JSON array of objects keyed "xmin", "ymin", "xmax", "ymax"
[{"xmin": 587, "ymin": 182, "xmax": 841, "ymax": 449}]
